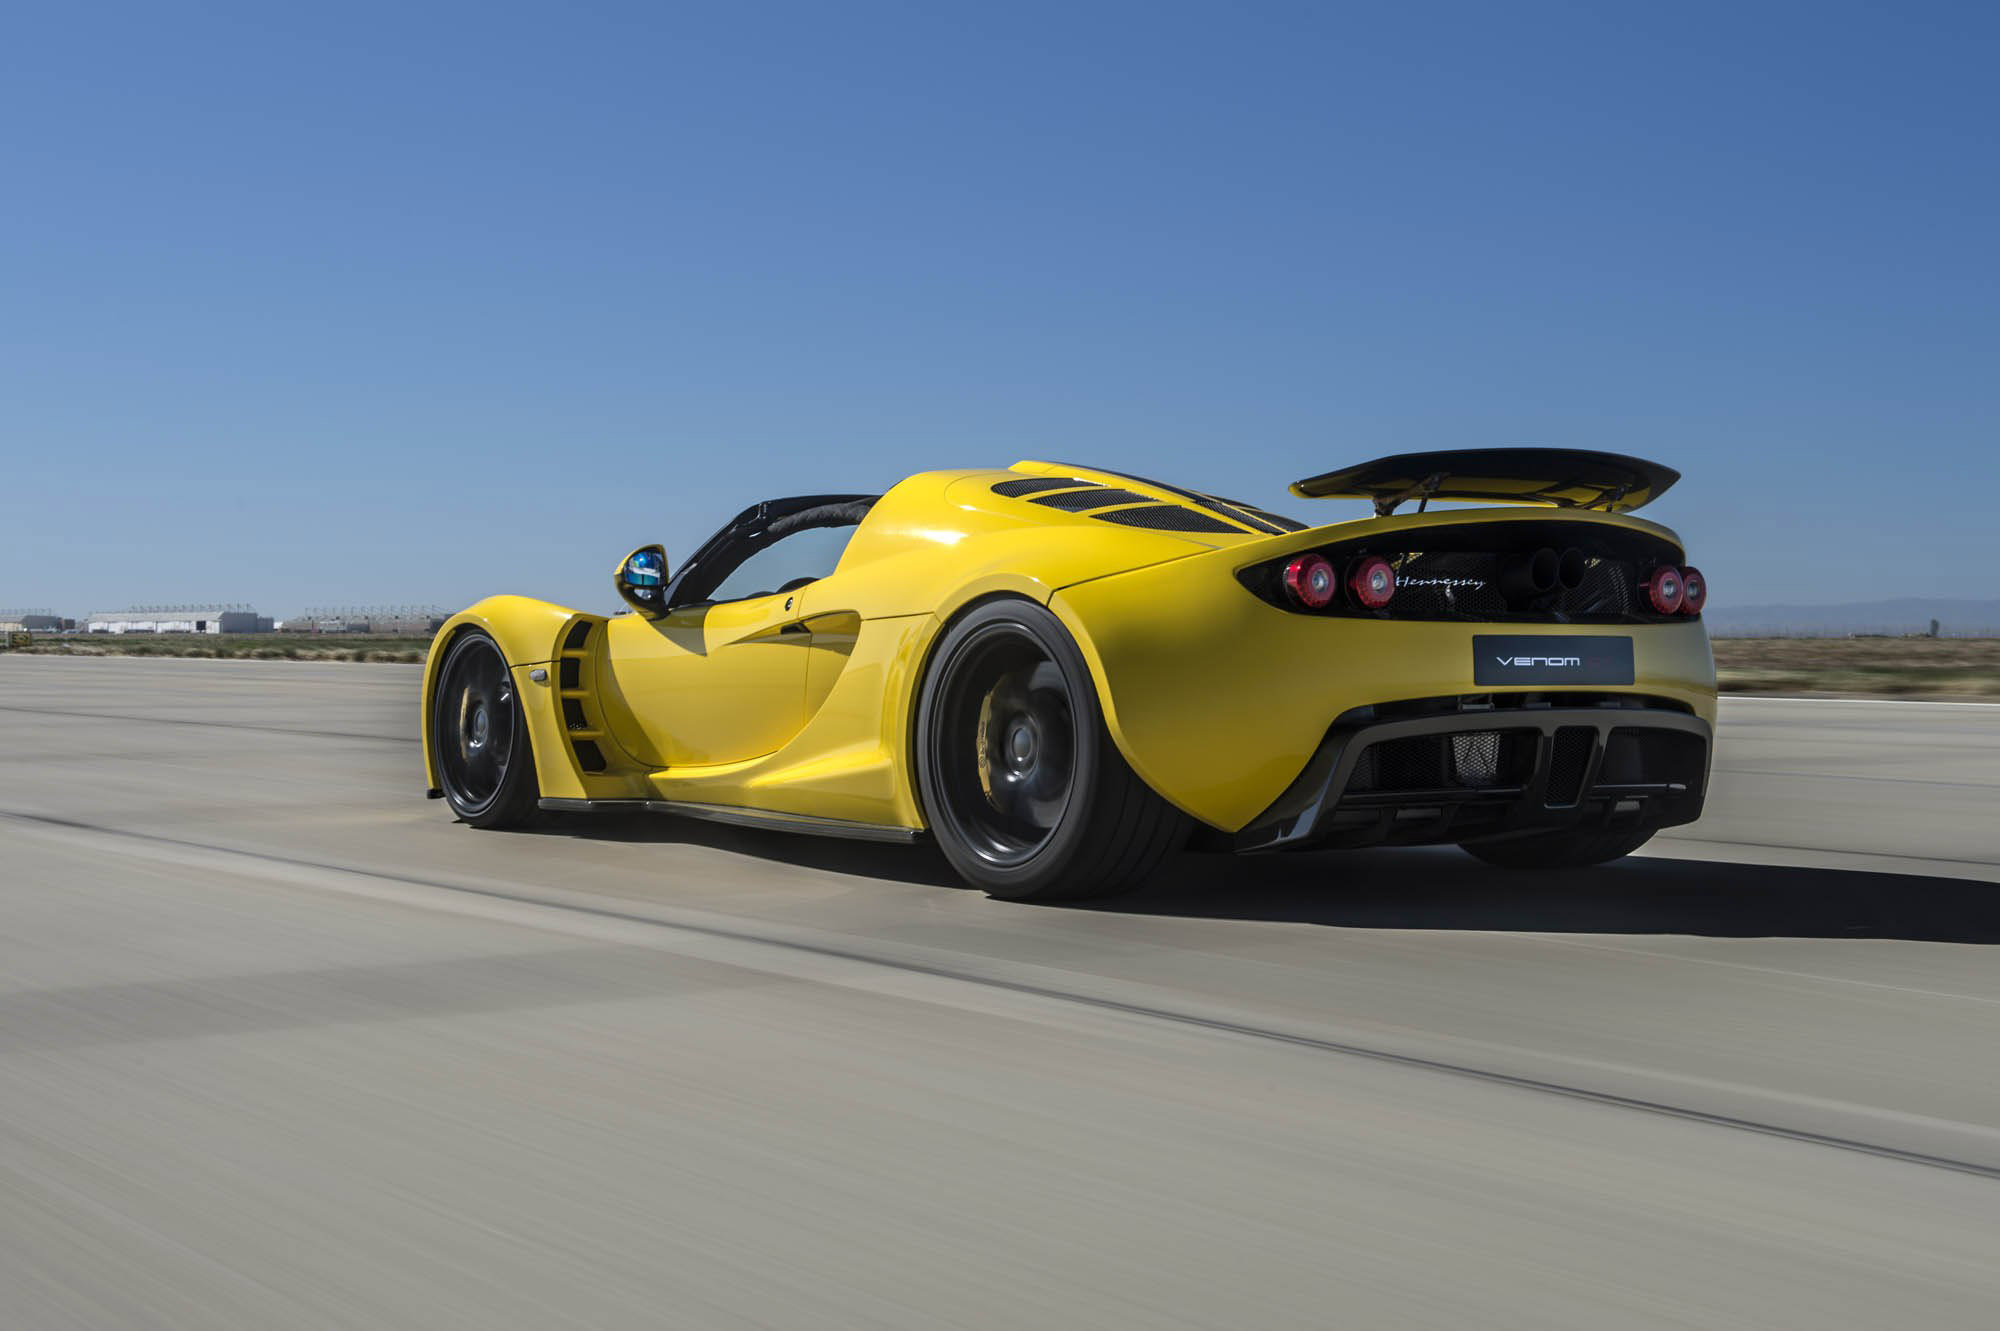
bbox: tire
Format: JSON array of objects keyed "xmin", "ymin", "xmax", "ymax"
[
  {"xmin": 915, "ymin": 599, "xmax": 1189, "ymax": 901},
  {"xmin": 1460, "ymin": 825, "xmax": 1655, "ymax": 870},
  {"xmin": 430, "ymin": 630, "xmax": 540, "ymax": 829}
]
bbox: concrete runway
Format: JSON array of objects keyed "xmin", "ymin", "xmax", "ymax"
[{"xmin": 2, "ymin": 655, "xmax": 1997, "ymax": 1329}]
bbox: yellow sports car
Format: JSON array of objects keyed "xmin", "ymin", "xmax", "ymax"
[{"xmin": 423, "ymin": 449, "xmax": 1716, "ymax": 899}]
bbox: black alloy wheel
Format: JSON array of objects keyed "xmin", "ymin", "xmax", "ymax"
[
  {"xmin": 431, "ymin": 630, "xmax": 539, "ymax": 828},
  {"xmin": 916, "ymin": 599, "xmax": 1188, "ymax": 900}
]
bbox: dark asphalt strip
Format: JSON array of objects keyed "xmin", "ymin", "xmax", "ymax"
[
  {"xmin": 0, "ymin": 705, "xmax": 415, "ymax": 746},
  {"xmin": 6, "ymin": 804, "xmax": 1999, "ymax": 1185},
  {"xmin": 1662, "ymin": 833, "xmax": 1999, "ymax": 871},
  {"xmin": 1716, "ymin": 767, "xmax": 1998, "ymax": 792}
]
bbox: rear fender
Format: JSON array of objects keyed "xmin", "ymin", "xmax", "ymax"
[{"xmin": 1048, "ymin": 536, "xmax": 1717, "ymax": 833}]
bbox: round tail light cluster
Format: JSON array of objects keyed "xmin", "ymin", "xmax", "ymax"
[
  {"xmin": 1642, "ymin": 565, "xmax": 1708, "ymax": 616},
  {"xmin": 1679, "ymin": 566, "xmax": 1707, "ymax": 615},
  {"xmin": 1641, "ymin": 565, "xmax": 1683, "ymax": 614},
  {"xmin": 1348, "ymin": 556, "xmax": 1396, "ymax": 609},
  {"xmin": 1281, "ymin": 552, "xmax": 1397, "ymax": 611},
  {"xmin": 1282, "ymin": 554, "xmax": 1337, "ymax": 609}
]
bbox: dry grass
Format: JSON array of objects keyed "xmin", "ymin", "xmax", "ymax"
[
  {"xmin": 10, "ymin": 631, "xmax": 1997, "ymax": 699},
  {"xmin": 10, "ymin": 634, "xmax": 433, "ymax": 664},
  {"xmin": 1713, "ymin": 636, "xmax": 2000, "ymax": 699}
]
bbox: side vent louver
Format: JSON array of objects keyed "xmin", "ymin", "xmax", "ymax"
[{"xmin": 556, "ymin": 618, "xmax": 609, "ymax": 774}]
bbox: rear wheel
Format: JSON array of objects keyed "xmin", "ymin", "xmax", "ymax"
[
  {"xmin": 431, "ymin": 630, "xmax": 539, "ymax": 828},
  {"xmin": 1460, "ymin": 826, "xmax": 1655, "ymax": 870},
  {"xmin": 916, "ymin": 600, "xmax": 1188, "ymax": 901}
]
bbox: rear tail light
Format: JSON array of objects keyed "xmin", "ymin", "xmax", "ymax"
[
  {"xmin": 1349, "ymin": 556, "xmax": 1396, "ymax": 609},
  {"xmin": 1679, "ymin": 566, "xmax": 1706, "ymax": 615},
  {"xmin": 1282, "ymin": 553, "xmax": 1337, "ymax": 609},
  {"xmin": 1641, "ymin": 565, "xmax": 1684, "ymax": 615}
]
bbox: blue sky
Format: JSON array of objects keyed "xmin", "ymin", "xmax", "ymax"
[{"xmin": 4, "ymin": 1, "xmax": 1995, "ymax": 617}]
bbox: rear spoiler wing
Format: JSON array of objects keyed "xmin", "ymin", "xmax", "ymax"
[{"xmin": 1291, "ymin": 448, "xmax": 1680, "ymax": 516}]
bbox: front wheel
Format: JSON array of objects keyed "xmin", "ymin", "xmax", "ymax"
[
  {"xmin": 915, "ymin": 599, "xmax": 1189, "ymax": 901},
  {"xmin": 431, "ymin": 630, "xmax": 540, "ymax": 828},
  {"xmin": 1460, "ymin": 825, "xmax": 1656, "ymax": 870}
]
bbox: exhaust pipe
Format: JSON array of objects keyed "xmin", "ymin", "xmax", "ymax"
[
  {"xmin": 1558, "ymin": 547, "xmax": 1587, "ymax": 590},
  {"xmin": 1499, "ymin": 547, "xmax": 1560, "ymax": 603}
]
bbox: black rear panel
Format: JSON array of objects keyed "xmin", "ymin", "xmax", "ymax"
[
  {"xmin": 1394, "ymin": 549, "xmax": 1644, "ymax": 619},
  {"xmin": 1238, "ymin": 519, "xmax": 1690, "ymax": 624}
]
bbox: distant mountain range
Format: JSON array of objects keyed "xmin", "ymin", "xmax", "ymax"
[{"xmin": 1702, "ymin": 598, "xmax": 2000, "ymax": 638}]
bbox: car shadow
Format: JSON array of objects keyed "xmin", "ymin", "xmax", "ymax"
[
  {"xmin": 1092, "ymin": 846, "xmax": 2000, "ymax": 942},
  {"xmin": 537, "ymin": 813, "xmax": 2000, "ymax": 943},
  {"xmin": 537, "ymin": 809, "xmax": 964, "ymax": 887}
]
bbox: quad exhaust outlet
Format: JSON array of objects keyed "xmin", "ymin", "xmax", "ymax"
[{"xmin": 1499, "ymin": 547, "xmax": 1587, "ymax": 605}]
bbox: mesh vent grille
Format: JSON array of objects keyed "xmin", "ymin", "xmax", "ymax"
[
  {"xmin": 992, "ymin": 476, "xmax": 1096, "ymax": 497},
  {"xmin": 1351, "ymin": 731, "xmax": 1535, "ymax": 793},
  {"xmin": 1094, "ymin": 505, "xmax": 1247, "ymax": 533},
  {"xmin": 1601, "ymin": 728, "xmax": 1707, "ymax": 791},
  {"xmin": 1546, "ymin": 727, "xmax": 1595, "ymax": 806},
  {"xmin": 1568, "ymin": 558, "xmax": 1638, "ymax": 617},
  {"xmin": 1031, "ymin": 487, "xmax": 1154, "ymax": 511},
  {"xmin": 1449, "ymin": 732, "xmax": 1503, "ymax": 786},
  {"xmin": 1367, "ymin": 737, "xmax": 1448, "ymax": 791}
]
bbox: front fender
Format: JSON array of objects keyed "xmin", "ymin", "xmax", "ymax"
[{"xmin": 419, "ymin": 595, "xmax": 587, "ymax": 792}]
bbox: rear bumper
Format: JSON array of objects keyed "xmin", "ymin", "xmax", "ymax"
[
  {"xmin": 1050, "ymin": 551, "xmax": 1717, "ymax": 833},
  {"xmin": 1236, "ymin": 697, "xmax": 1710, "ymax": 852}
]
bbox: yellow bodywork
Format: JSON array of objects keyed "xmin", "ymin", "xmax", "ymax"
[{"xmin": 423, "ymin": 462, "xmax": 1718, "ymax": 836}]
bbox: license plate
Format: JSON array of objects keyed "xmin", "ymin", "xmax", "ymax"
[{"xmin": 1474, "ymin": 635, "xmax": 1634, "ymax": 686}]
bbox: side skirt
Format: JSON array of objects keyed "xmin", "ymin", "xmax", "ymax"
[{"xmin": 538, "ymin": 797, "xmax": 924, "ymax": 845}]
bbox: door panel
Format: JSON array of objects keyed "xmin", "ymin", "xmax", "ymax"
[
  {"xmin": 802, "ymin": 608, "xmax": 862, "ymax": 717},
  {"xmin": 600, "ymin": 592, "xmax": 812, "ymax": 767}
]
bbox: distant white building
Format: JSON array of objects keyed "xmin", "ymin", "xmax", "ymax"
[{"xmin": 86, "ymin": 605, "xmax": 273, "ymax": 634}]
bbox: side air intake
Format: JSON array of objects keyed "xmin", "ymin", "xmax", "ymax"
[{"xmin": 555, "ymin": 617, "xmax": 612, "ymax": 775}]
